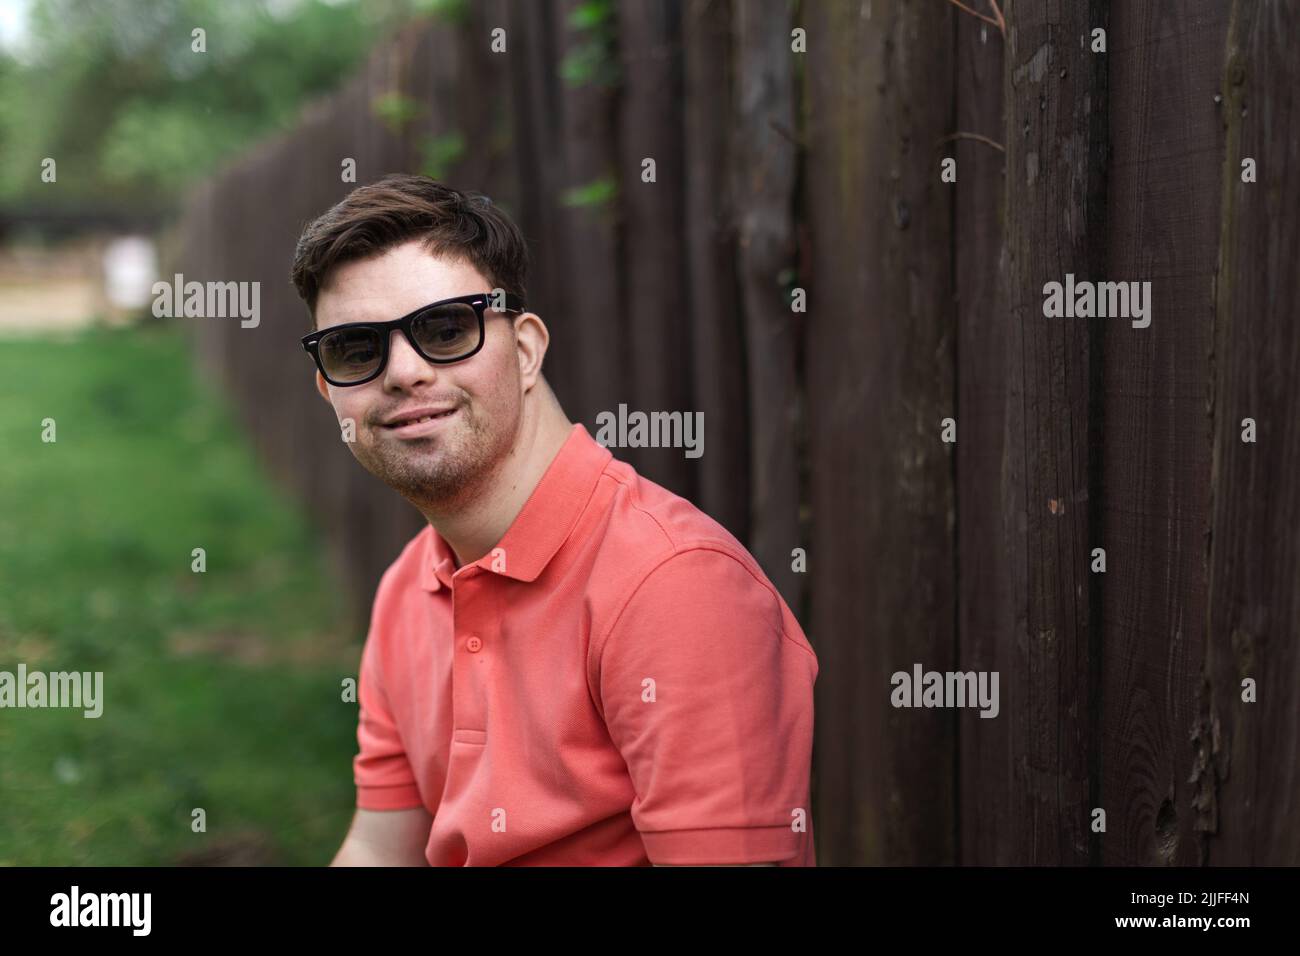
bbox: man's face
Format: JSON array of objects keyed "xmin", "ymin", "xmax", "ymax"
[{"xmin": 313, "ymin": 241, "xmax": 523, "ymax": 509}]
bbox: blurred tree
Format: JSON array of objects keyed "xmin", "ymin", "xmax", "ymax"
[{"xmin": 0, "ymin": 0, "xmax": 416, "ymax": 214}]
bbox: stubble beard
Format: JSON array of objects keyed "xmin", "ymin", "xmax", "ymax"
[{"xmin": 352, "ymin": 400, "xmax": 516, "ymax": 512}]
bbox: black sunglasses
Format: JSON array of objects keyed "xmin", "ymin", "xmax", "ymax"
[{"xmin": 302, "ymin": 292, "xmax": 525, "ymax": 387}]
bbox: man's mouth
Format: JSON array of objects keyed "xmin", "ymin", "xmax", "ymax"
[{"xmin": 379, "ymin": 406, "xmax": 460, "ymax": 437}]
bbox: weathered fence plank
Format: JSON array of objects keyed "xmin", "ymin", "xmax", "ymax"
[
  {"xmin": 1204, "ymin": 0, "xmax": 1300, "ymax": 865},
  {"xmin": 954, "ymin": 10, "xmax": 1011, "ymax": 867},
  {"xmin": 551, "ymin": 0, "xmax": 625, "ymax": 432},
  {"xmin": 804, "ymin": 0, "xmax": 955, "ymax": 865},
  {"xmin": 732, "ymin": 0, "xmax": 802, "ymax": 609},
  {"xmin": 683, "ymin": 0, "xmax": 749, "ymax": 544},
  {"xmin": 1099, "ymin": 0, "xmax": 1227, "ymax": 866},
  {"xmin": 999, "ymin": 0, "xmax": 1108, "ymax": 864},
  {"xmin": 615, "ymin": 0, "xmax": 694, "ymax": 498}
]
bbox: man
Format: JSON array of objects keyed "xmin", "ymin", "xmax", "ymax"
[{"xmin": 292, "ymin": 174, "xmax": 818, "ymax": 866}]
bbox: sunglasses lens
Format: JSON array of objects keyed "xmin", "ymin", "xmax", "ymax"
[
  {"xmin": 318, "ymin": 327, "xmax": 383, "ymax": 383},
  {"xmin": 411, "ymin": 303, "xmax": 480, "ymax": 360}
]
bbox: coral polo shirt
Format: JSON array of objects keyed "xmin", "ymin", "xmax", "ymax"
[{"xmin": 351, "ymin": 422, "xmax": 818, "ymax": 866}]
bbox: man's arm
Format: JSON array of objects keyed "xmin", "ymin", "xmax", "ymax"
[
  {"xmin": 598, "ymin": 549, "xmax": 817, "ymax": 868},
  {"xmin": 330, "ymin": 807, "xmax": 433, "ymax": 866}
]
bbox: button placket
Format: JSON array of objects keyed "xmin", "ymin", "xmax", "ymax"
[{"xmin": 450, "ymin": 569, "xmax": 488, "ymax": 734}]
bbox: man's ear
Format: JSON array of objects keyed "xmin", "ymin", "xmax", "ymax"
[
  {"xmin": 315, "ymin": 370, "xmax": 331, "ymax": 403},
  {"xmin": 514, "ymin": 312, "xmax": 549, "ymax": 391}
]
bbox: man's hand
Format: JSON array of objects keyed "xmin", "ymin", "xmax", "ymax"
[{"xmin": 330, "ymin": 807, "xmax": 432, "ymax": 866}]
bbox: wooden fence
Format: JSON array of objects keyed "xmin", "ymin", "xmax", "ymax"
[{"xmin": 176, "ymin": 0, "xmax": 1299, "ymax": 865}]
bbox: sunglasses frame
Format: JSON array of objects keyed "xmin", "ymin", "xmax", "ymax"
[{"xmin": 302, "ymin": 291, "xmax": 526, "ymax": 387}]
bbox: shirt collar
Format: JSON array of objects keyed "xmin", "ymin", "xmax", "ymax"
[{"xmin": 419, "ymin": 422, "xmax": 611, "ymax": 592}]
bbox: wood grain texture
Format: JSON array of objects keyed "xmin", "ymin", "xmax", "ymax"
[
  {"xmin": 804, "ymin": 0, "xmax": 956, "ymax": 865},
  {"xmin": 509, "ymin": 0, "xmax": 570, "ymax": 375},
  {"xmin": 732, "ymin": 0, "xmax": 802, "ymax": 609},
  {"xmin": 1099, "ymin": 0, "xmax": 1227, "ymax": 867},
  {"xmin": 615, "ymin": 0, "xmax": 695, "ymax": 498},
  {"xmin": 998, "ymin": 0, "xmax": 1108, "ymax": 864},
  {"xmin": 1204, "ymin": 0, "xmax": 1300, "ymax": 865},
  {"xmin": 548, "ymin": 0, "xmax": 625, "ymax": 433},
  {"xmin": 683, "ymin": 0, "xmax": 751, "ymax": 544},
  {"xmin": 954, "ymin": 8, "xmax": 1011, "ymax": 866}
]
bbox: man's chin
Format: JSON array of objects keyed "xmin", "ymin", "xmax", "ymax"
[
  {"xmin": 370, "ymin": 464, "xmax": 459, "ymax": 501},
  {"xmin": 351, "ymin": 442, "xmax": 464, "ymax": 492}
]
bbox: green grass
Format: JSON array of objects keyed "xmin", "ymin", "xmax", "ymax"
[{"xmin": 0, "ymin": 324, "xmax": 359, "ymax": 865}]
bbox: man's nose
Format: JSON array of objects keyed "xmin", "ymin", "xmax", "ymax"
[{"xmin": 381, "ymin": 329, "xmax": 436, "ymax": 390}]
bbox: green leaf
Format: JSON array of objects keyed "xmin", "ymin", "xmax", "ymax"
[
  {"xmin": 418, "ymin": 130, "xmax": 467, "ymax": 180},
  {"xmin": 568, "ymin": 0, "xmax": 612, "ymax": 30},
  {"xmin": 561, "ymin": 176, "xmax": 617, "ymax": 209},
  {"xmin": 371, "ymin": 91, "xmax": 424, "ymax": 133},
  {"xmin": 413, "ymin": 0, "xmax": 470, "ymax": 23}
]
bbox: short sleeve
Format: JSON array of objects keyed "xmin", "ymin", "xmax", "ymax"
[
  {"xmin": 353, "ymin": 631, "xmax": 424, "ymax": 811},
  {"xmin": 597, "ymin": 548, "xmax": 817, "ymax": 865}
]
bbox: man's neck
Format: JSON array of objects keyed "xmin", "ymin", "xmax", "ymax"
[{"xmin": 423, "ymin": 397, "xmax": 573, "ymax": 570}]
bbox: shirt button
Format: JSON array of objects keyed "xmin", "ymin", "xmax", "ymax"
[{"xmin": 466, "ymin": 635, "xmax": 482, "ymax": 653}]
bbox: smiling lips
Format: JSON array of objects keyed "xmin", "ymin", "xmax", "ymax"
[
  {"xmin": 382, "ymin": 405, "xmax": 458, "ymax": 427},
  {"xmin": 379, "ymin": 403, "xmax": 460, "ymax": 437}
]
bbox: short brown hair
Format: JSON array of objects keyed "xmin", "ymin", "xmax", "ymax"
[{"xmin": 291, "ymin": 173, "xmax": 529, "ymax": 325}]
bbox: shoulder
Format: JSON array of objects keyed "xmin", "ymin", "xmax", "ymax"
[
  {"xmin": 590, "ymin": 457, "xmax": 800, "ymax": 642},
  {"xmin": 588, "ymin": 461, "xmax": 809, "ymax": 662},
  {"xmin": 593, "ymin": 456, "xmax": 759, "ymax": 578},
  {"xmin": 588, "ymin": 458, "xmax": 752, "ymax": 575},
  {"xmin": 617, "ymin": 545, "xmax": 779, "ymax": 620}
]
